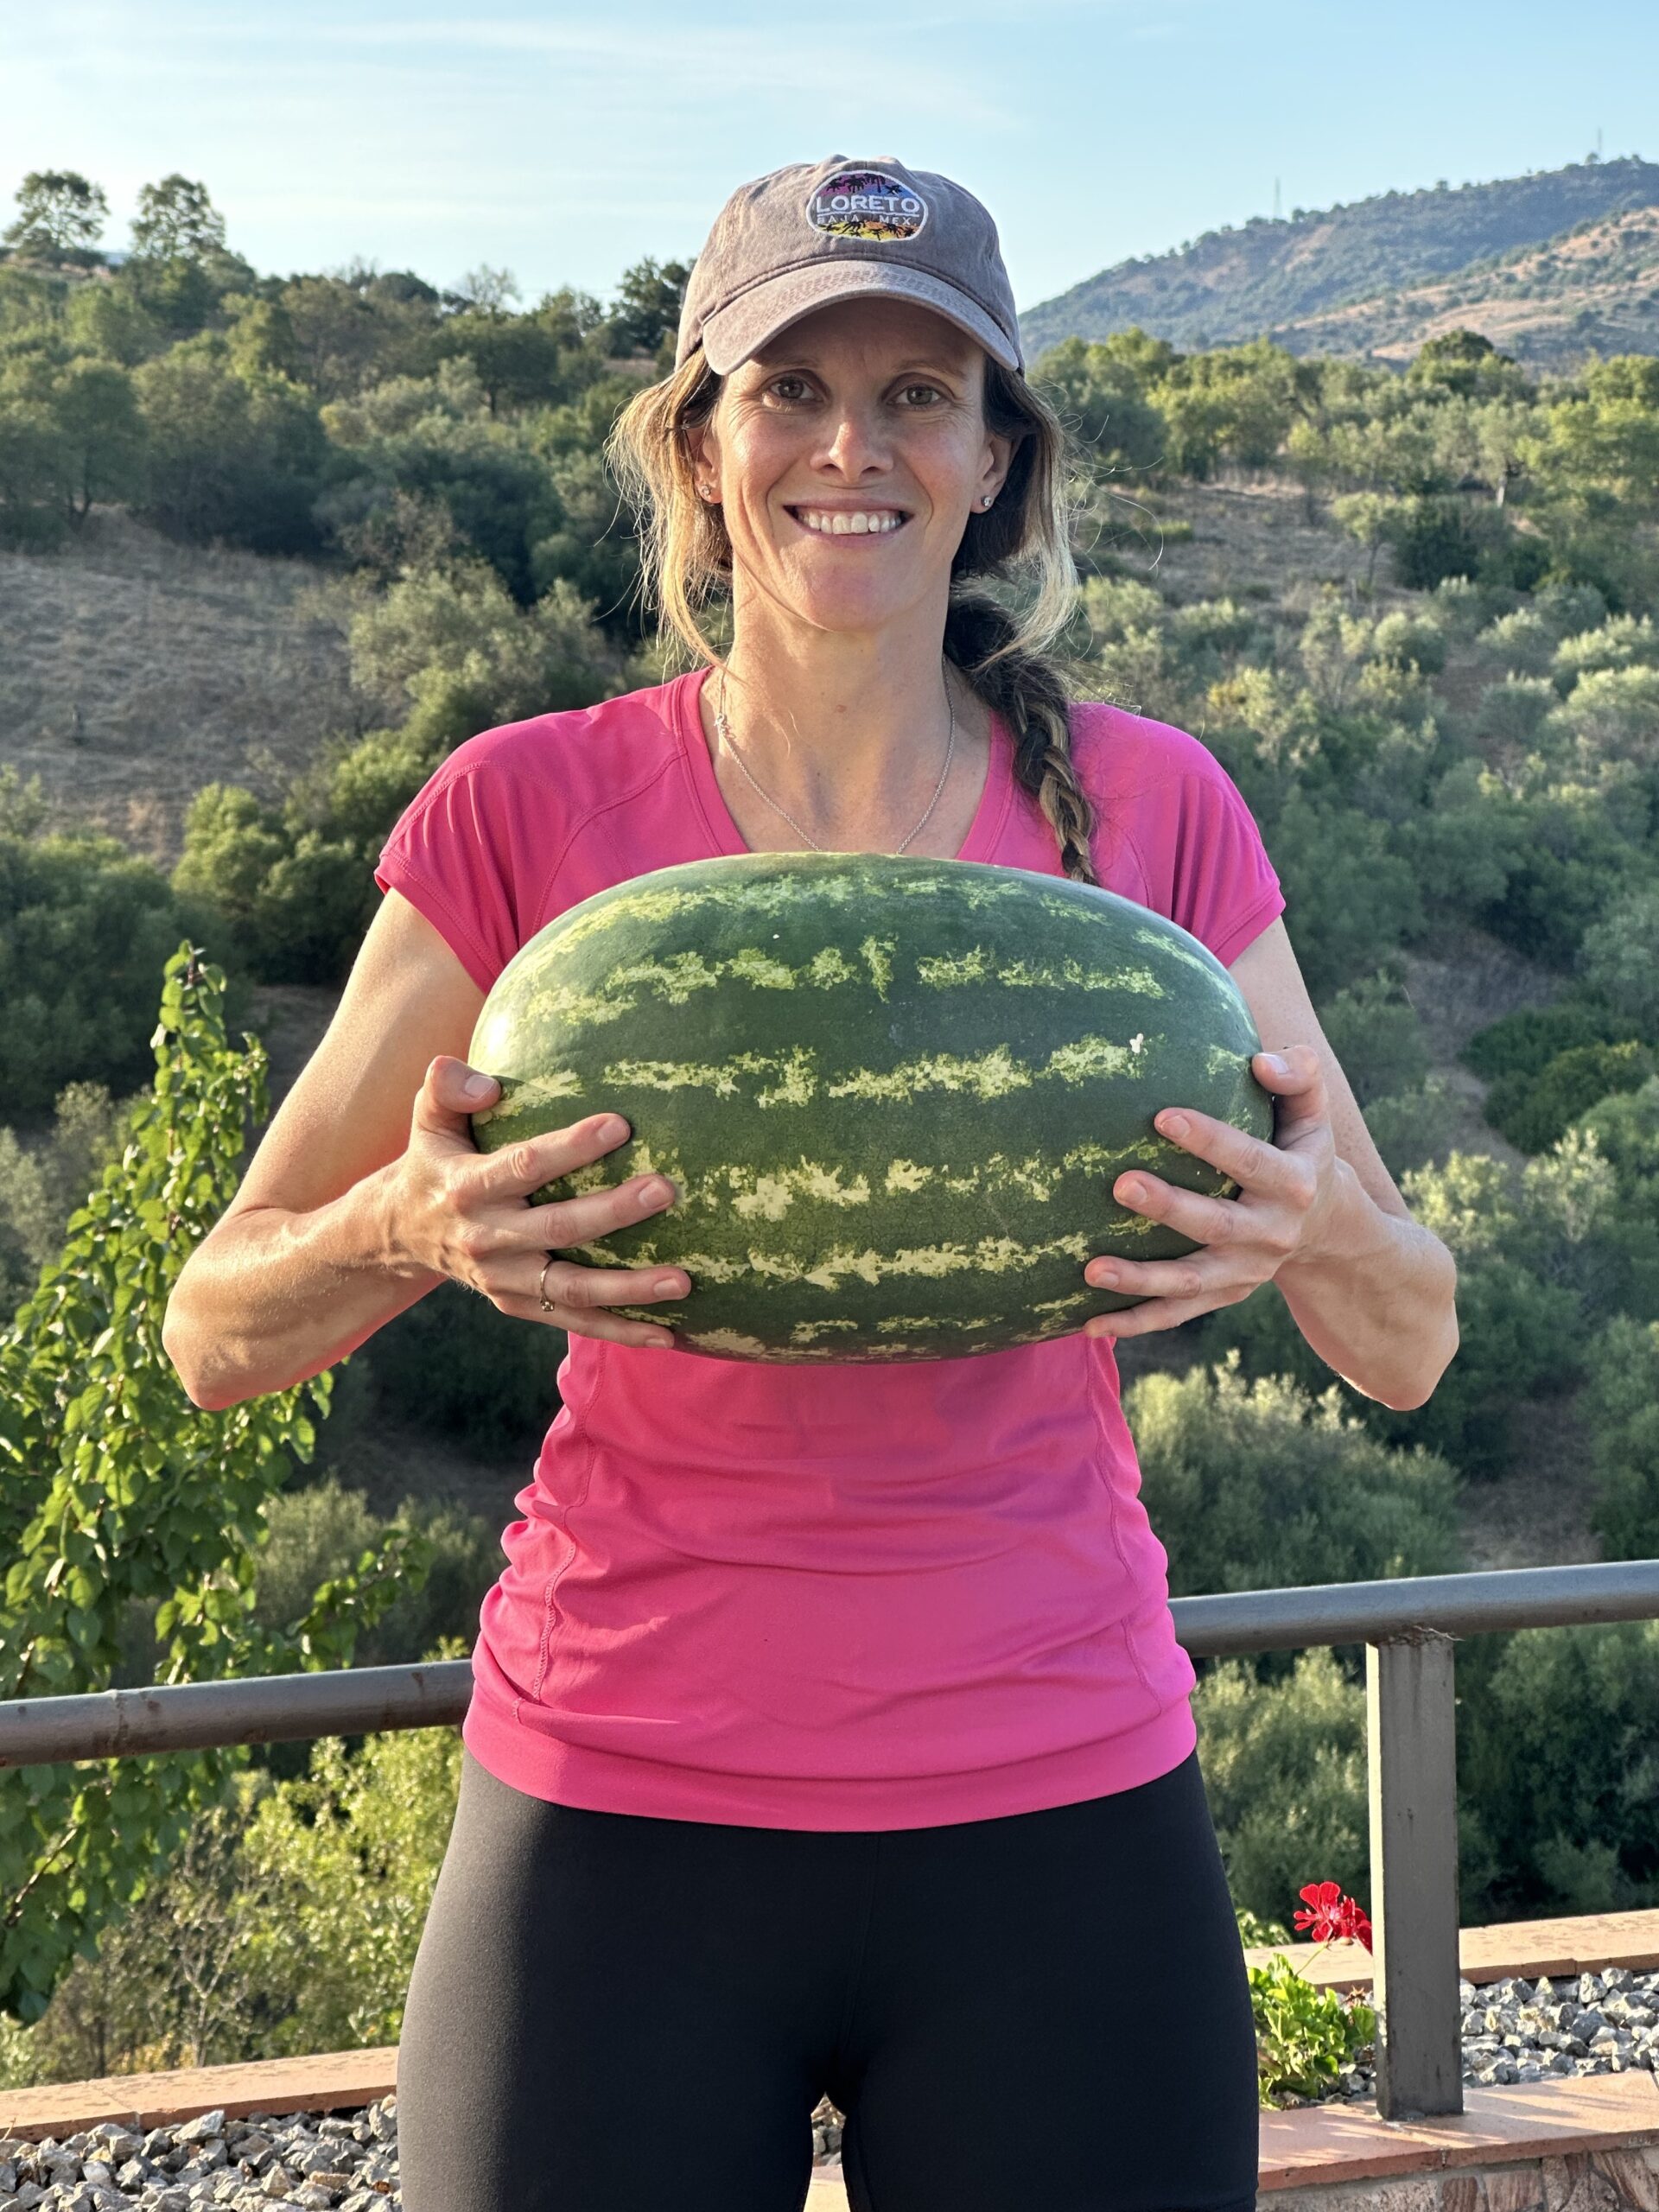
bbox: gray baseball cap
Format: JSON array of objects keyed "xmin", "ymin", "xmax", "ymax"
[{"xmin": 676, "ymin": 156, "xmax": 1025, "ymax": 377}]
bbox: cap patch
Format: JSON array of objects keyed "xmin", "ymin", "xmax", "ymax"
[{"xmin": 806, "ymin": 169, "xmax": 928, "ymax": 244}]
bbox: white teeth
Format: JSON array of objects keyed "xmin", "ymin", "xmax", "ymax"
[{"xmin": 795, "ymin": 509, "xmax": 903, "ymax": 536}]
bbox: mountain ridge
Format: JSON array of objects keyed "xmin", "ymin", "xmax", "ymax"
[{"xmin": 1019, "ymin": 155, "xmax": 1659, "ymax": 364}]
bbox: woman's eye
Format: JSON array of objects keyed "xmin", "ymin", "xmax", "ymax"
[
  {"xmin": 767, "ymin": 376, "xmax": 812, "ymax": 403},
  {"xmin": 898, "ymin": 383, "xmax": 945, "ymax": 406}
]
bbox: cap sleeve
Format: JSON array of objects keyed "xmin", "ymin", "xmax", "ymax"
[
  {"xmin": 374, "ymin": 743, "xmax": 532, "ymax": 994},
  {"xmin": 1166, "ymin": 753, "xmax": 1286, "ymax": 968}
]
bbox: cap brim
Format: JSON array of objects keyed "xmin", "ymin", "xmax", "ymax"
[{"xmin": 697, "ymin": 259, "xmax": 1023, "ymax": 376}]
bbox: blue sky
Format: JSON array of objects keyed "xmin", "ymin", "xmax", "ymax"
[{"xmin": 3, "ymin": 0, "xmax": 1654, "ymax": 316}]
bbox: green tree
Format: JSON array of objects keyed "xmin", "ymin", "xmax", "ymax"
[
  {"xmin": 132, "ymin": 335, "xmax": 327, "ymax": 551},
  {"xmin": 1459, "ymin": 1622, "xmax": 1659, "ymax": 1916},
  {"xmin": 0, "ymin": 947, "xmax": 432, "ymax": 2023},
  {"xmin": 46, "ymin": 357, "xmax": 146, "ymax": 520},
  {"xmin": 1579, "ymin": 887, "xmax": 1659, "ymax": 1038},
  {"xmin": 1484, "ymin": 1040, "xmax": 1655, "ymax": 1154},
  {"xmin": 0, "ymin": 1084, "xmax": 124, "ymax": 1318},
  {"xmin": 1028, "ymin": 335, "xmax": 1169, "ymax": 475},
  {"xmin": 602, "ymin": 255, "xmax": 693, "ymax": 358},
  {"xmin": 0, "ymin": 774, "xmax": 203, "ymax": 1118},
  {"xmin": 2, "ymin": 172, "xmax": 108, "ymax": 264},
  {"xmin": 128, "ymin": 175, "xmax": 226, "ymax": 263}
]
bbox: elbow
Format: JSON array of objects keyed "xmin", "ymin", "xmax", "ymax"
[
  {"xmin": 162, "ymin": 1287, "xmax": 249, "ymax": 1413},
  {"xmin": 1386, "ymin": 1287, "xmax": 1460, "ymax": 1414}
]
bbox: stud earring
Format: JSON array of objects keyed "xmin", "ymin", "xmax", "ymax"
[{"xmin": 981, "ymin": 493, "xmax": 995, "ymax": 508}]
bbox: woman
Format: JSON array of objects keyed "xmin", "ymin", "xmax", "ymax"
[{"xmin": 164, "ymin": 156, "xmax": 1459, "ymax": 2212}]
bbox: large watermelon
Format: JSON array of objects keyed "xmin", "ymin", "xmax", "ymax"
[{"xmin": 467, "ymin": 851, "xmax": 1273, "ymax": 1363}]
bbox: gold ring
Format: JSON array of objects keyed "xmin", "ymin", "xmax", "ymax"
[{"xmin": 537, "ymin": 1253, "xmax": 557, "ymax": 1313}]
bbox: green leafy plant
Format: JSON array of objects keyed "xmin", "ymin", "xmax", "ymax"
[
  {"xmin": 1248, "ymin": 1883, "xmax": 1376, "ymax": 2105},
  {"xmin": 0, "ymin": 944, "xmax": 432, "ymax": 2024}
]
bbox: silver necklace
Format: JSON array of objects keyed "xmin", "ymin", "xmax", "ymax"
[{"xmin": 712, "ymin": 660, "xmax": 956, "ymax": 855}]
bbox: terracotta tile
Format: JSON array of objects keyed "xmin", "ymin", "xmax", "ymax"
[
  {"xmin": 1260, "ymin": 2075, "xmax": 1659, "ymax": 2191},
  {"xmin": 0, "ymin": 2046, "xmax": 398, "ymax": 2140}
]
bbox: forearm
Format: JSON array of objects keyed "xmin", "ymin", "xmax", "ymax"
[
  {"xmin": 1274, "ymin": 1158, "xmax": 1459, "ymax": 1411},
  {"xmin": 162, "ymin": 1164, "xmax": 441, "ymax": 1412}
]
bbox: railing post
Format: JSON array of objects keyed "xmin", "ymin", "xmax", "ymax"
[{"xmin": 1366, "ymin": 1628, "xmax": 1463, "ymax": 2118}]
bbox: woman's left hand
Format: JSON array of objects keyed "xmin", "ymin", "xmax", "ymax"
[{"xmin": 1081, "ymin": 1044, "xmax": 1342, "ymax": 1340}]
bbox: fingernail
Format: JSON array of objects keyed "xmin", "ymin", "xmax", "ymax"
[
  {"xmin": 639, "ymin": 1178, "xmax": 674, "ymax": 1208},
  {"xmin": 655, "ymin": 1274, "xmax": 688, "ymax": 1297},
  {"xmin": 1118, "ymin": 1179, "xmax": 1145, "ymax": 1205},
  {"xmin": 645, "ymin": 1336, "xmax": 675, "ymax": 1351},
  {"xmin": 1262, "ymin": 1052, "xmax": 1289, "ymax": 1075},
  {"xmin": 461, "ymin": 1071, "xmax": 496, "ymax": 1101},
  {"xmin": 1091, "ymin": 1262, "xmax": 1120, "ymax": 1287},
  {"xmin": 596, "ymin": 1116, "xmax": 629, "ymax": 1142}
]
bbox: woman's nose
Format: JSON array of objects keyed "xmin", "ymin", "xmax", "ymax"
[{"xmin": 817, "ymin": 407, "xmax": 891, "ymax": 478}]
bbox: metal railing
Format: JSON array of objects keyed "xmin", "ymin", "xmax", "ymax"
[{"xmin": 4, "ymin": 1559, "xmax": 1658, "ymax": 2121}]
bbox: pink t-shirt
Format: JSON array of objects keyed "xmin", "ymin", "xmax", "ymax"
[{"xmin": 376, "ymin": 666, "xmax": 1286, "ymax": 1830}]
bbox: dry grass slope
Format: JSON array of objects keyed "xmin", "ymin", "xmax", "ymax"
[{"xmin": 0, "ymin": 508, "xmax": 359, "ymax": 867}]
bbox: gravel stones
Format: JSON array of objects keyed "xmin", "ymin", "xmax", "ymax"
[
  {"xmin": 0, "ymin": 2099, "xmax": 398, "ymax": 2209},
  {"xmin": 1211, "ymin": 1963, "xmax": 1659, "ymax": 2108}
]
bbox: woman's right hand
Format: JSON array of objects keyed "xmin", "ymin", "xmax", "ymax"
[{"xmin": 387, "ymin": 1053, "xmax": 689, "ymax": 1351}]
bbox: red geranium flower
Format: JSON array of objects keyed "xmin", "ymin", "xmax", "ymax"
[{"xmin": 1293, "ymin": 1880, "xmax": 1374, "ymax": 1953}]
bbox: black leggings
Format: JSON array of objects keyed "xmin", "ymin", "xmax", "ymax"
[{"xmin": 398, "ymin": 1745, "xmax": 1259, "ymax": 2212}]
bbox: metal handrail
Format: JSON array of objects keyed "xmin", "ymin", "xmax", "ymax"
[{"xmin": 4, "ymin": 1558, "xmax": 1658, "ymax": 2122}]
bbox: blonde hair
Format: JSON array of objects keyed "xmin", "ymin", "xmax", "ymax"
[{"xmin": 605, "ymin": 342, "xmax": 1100, "ymax": 882}]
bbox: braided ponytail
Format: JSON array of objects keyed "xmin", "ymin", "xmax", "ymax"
[
  {"xmin": 942, "ymin": 356, "xmax": 1099, "ymax": 886},
  {"xmin": 944, "ymin": 593, "xmax": 1097, "ymax": 887}
]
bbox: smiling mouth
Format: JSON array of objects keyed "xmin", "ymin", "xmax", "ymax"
[{"xmin": 785, "ymin": 505, "xmax": 912, "ymax": 537}]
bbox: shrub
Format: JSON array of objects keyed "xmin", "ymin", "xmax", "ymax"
[
  {"xmin": 1463, "ymin": 997, "xmax": 1639, "ymax": 1083},
  {"xmin": 257, "ymin": 1474, "xmax": 502, "ymax": 1669},
  {"xmin": 1360, "ymin": 1074, "xmax": 1461, "ymax": 1180},
  {"xmin": 0, "ymin": 776, "xmax": 208, "ymax": 1121},
  {"xmin": 0, "ymin": 1081, "xmax": 123, "ymax": 1315},
  {"xmin": 1484, "ymin": 1040, "xmax": 1655, "ymax": 1154},
  {"xmin": 1578, "ymin": 888, "xmax": 1659, "ymax": 1040},
  {"xmin": 1314, "ymin": 965, "xmax": 1430, "ymax": 1107},
  {"xmin": 1196, "ymin": 1646, "xmax": 1370, "ymax": 1926},
  {"xmin": 1581, "ymin": 1316, "xmax": 1659, "ymax": 1559},
  {"xmin": 1458, "ymin": 1621, "xmax": 1659, "ymax": 1917},
  {"xmin": 1478, "ymin": 607, "xmax": 1556, "ymax": 677},
  {"xmin": 1474, "ymin": 674, "xmax": 1556, "ymax": 747},
  {"xmin": 1127, "ymin": 1350, "xmax": 1461, "ymax": 1604},
  {"xmin": 1255, "ymin": 791, "xmax": 1425, "ymax": 1000},
  {"xmin": 132, "ymin": 338, "xmax": 327, "ymax": 553}
]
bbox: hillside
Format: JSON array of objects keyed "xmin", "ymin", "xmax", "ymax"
[
  {"xmin": 1269, "ymin": 203, "xmax": 1659, "ymax": 369},
  {"xmin": 1020, "ymin": 154, "xmax": 1659, "ymax": 359},
  {"xmin": 0, "ymin": 509, "xmax": 357, "ymax": 866}
]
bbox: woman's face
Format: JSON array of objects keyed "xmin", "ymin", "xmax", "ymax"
[{"xmin": 689, "ymin": 296, "xmax": 1013, "ymax": 643}]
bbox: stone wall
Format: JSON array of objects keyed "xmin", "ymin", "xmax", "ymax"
[{"xmin": 1269, "ymin": 2143, "xmax": 1659, "ymax": 2211}]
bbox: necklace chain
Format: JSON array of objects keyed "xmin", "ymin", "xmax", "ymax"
[{"xmin": 712, "ymin": 660, "xmax": 956, "ymax": 856}]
